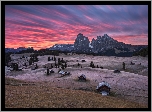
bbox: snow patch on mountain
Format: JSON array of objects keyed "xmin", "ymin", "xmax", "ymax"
[{"xmin": 89, "ymin": 43, "xmax": 93, "ymax": 48}]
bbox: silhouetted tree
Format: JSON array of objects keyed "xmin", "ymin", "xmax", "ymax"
[
  {"xmin": 123, "ymin": 62, "xmax": 125, "ymax": 70},
  {"xmin": 24, "ymin": 63, "xmax": 27, "ymax": 67},
  {"xmin": 48, "ymin": 57, "xmax": 50, "ymax": 61},
  {"xmin": 29, "ymin": 59, "xmax": 33, "ymax": 65},
  {"xmin": 35, "ymin": 64, "xmax": 38, "ymax": 69},
  {"xmin": 58, "ymin": 58, "xmax": 60, "ymax": 63},
  {"xmin": 92, "ymin": 63, "xmax": 95, "ymax": 68},
  {"xmin": 51, "ymin": 64, "xmax": 53, "ymax": 68},
  {"xmin": 65, "ymin": 62, "xmax": 67, "ymax": 68},
  {"xmin": 58, "ymin": 58, "xmax": 62, "ymax": 66},
  {"xmin": 90, "ymin": 61, "xmax": 93, "ymax": 67},
  {"xmin": 5, "ymin": 53, "xmax": 11, "ymax": 66},
  {"xmin": 12, "ymin": 63, "xmax": 18, "ymax": 71},
  {"xmin": 90, "ymin": 61, "xmax": 95, "ymax": 68},
  {"xmin": 61, "ymin": 64, "xmax": 65, "ymax": 70},
  {"xmin": 22, "ymin": 55, "xmax": 25, "ymax": 58},
  {"xmin": 34, "ymin": 55, "xmax": 38, "ymax": 62},
  {"xmin": 54, "ymin": 56, "xmax": 56, "ymax": 61},
  {"xmin": 47, "ymin": 68, "xmax": 49, "ymax": 75}
]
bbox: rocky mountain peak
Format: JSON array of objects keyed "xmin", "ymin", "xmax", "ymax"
[
  {"xmin": 74, "ymin": 33, "xmax": 90, "ymax": 52},
  {"xmin": 97, "ymin": 36, "xmax": 101, "ymax": 40},
  {"xmin": 104, "ymin": 34, "xmax": 109, "ymax": 37},
  {"xmin": 102, "ymin": 34, "xmax": 113, "ymax": 40},
  {"xmin": 77, "ymin": 33, "xmax": 83, "ymax": 39},
  {"xmin": 92, "ymin": 38, "xmax": 95, "ymax": 40}
]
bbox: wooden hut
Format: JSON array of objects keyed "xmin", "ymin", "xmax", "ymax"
[
  {"xmin": 96, "ymin": 81, "xmax": 111, "ymax": 95},
  {"xmin": 78, "ymin": 74, "xmax": 86, "ymax": 81},
  {"xmin": 58, "ymin": 70, "xmax": 70, "ymax": 77}
]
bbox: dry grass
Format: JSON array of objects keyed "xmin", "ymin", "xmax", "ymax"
[{"xmin": 5, "ymin": 77, "xmax": 147, "ymax": 108}]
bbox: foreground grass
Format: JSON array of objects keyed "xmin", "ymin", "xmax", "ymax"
[{"xmin": 5, "ymin": 77, "xmax": 147, "ymax": 108}]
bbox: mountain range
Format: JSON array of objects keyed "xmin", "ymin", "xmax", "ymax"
[
  {"xmin": 49, "ymin": 33, "xmax": 148, "ymax": 57},
  {"xmin": 5, "ymin": 33, "xmax": 148, "ymax": 57},
  {"xmin": 5, "ymin": 47, "xmax": 34, "ymax": 53}
]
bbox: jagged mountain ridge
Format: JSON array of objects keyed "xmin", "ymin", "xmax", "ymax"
[
  {"xmin": 49, "ymin": 33, "xmax": 147, "ymax": 56},
  {"xmin": 74, "ymin": 33, "xmax": 90, "ymax": 53},
  {"xmin": 89, "ymin": 34, "xmax": 139, "ymax": 55},
  {"xmin": 90, "ymin": 34, "xmax": 126, "ymax": 53}
]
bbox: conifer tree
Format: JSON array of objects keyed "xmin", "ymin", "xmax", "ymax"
[
  {"xmin": 58, "ymin": 58, "xmax": 60, "ymax": 63},
  {"xmin": 35, "ymin": 64, "xmax": 38, "ymax": 69},
  {"xmin": 54, "ymin": 57, "xmax": 56, "ymax": 61},
  {"xmin": 61, "ymin": 64, "xmax": 65, "ymax": 70},
  {"xmin": 29, "ymin": 59, "xmax": 32, "ymax": 65},
  {"xmin": 47, "ymin": 68, "xmax": 49, "ymax": 75},
  {"xmin": 65, "ymin": 62, "xmax": 67, "ymax": 68},
  {"xmin": 51, "ymin": 64, "xmax": 53, "ymax": 68},
  {"xmin": 48, "ymin": 57, "xmax": 50, "ymax": 61},
  {"xmin": 123, "ymin": 62, "xmax": 125, "ymax": 70}
]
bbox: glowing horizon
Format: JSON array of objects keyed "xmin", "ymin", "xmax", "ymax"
[{"xmin": 5, "ymin": 5, "xmax": 148, "ymax": 50}]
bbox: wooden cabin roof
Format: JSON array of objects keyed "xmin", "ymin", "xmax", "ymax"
[{"xmin": 97, "ymin": 81, "xmax": 111, "ymax": 89}]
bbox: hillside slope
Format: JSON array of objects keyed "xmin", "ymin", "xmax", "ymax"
[
  {"xmin": 5, "ymin": 77, "xmax": 147, "ymax": 108},
  {"xmin": 133, "ymin": 47, "xmax": 148, "ymax": 57}
]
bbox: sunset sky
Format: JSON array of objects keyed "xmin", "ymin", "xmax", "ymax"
[{"xmin": 5, "ymin": 5, "xmax": 148, "ymax": 50}]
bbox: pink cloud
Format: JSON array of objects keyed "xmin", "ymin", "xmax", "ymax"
[
  {"xmin": 84, "ymin": 15, "xmax": 94, "ymax": 21},
  {"xmin": 5, "ymin": 5, "xmax": 148, "ymax": 50},
  {"xmin": 112, "ymin": 34, "xmax": 148, "ymax": 45}
]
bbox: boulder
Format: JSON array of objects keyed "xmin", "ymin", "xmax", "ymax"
[
  {"xmin": 113, "ymin": 69, "xmax": 121, "ymax": 73},
  {"xmin": 82, "ymin": 60, "xmax": 86, "ymax": 62},
  {"xmin": 131, "ymin": 62, "xmax": 135, "ymax": 65}
]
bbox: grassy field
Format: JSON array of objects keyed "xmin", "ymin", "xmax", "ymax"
[
  {"xmin": 5, "ymin": 53, "xmax": 148, "ymax": 108},
  {"xmin": 5, "ymin": 77, "xmax": 148, "ymax": 108}
]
